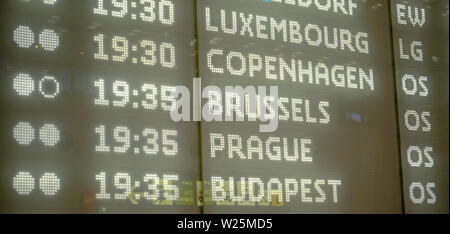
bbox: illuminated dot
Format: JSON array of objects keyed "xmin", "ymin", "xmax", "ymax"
[
  {"xmin": 13, "ymin": 172, "xmax": 35, "ymax": 195},
  {"xmin": 39, "ymin": 173, "xmax": 60, "ymax": 196},
  {"xmin": 13, "ymin": 122, "xmax": 35, "ymax": 145},
  {"xmin": 131, "ymin": 14, "xmax": 137, "ymax": 20},
  {"xmin": 13, "ymin": 73, "xmax": 34, "ymax": 96},
  {"xmin": 132, "ymin": 58, "xmax": 138, "ymax": 63},
  {"xmin": 134, "ymin": 148, "xmax": 140, "ymax": 154},
  {"xmin": 42, "ymin": 0, "xmax": 57, "ymax": 4},
  {"xmin": 133, "ymin": 90, "xmax": 138, "ymax": 96},
  {"xmin": 13, "ymin": 26, "xmax": 35, "ymax": 48},
  {"xmin": 133, "ymin": 102, "xmax": 138, "ymax": 108},
  {"xmin": 39, "ymin": 29, "xmax": 60, "ymax": 51},
  {"xmin": 39, "ymin": 124, "xmax": 60, "ymax": 146}
]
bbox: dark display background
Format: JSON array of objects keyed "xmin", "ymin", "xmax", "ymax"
[{"xmin": 0, "ymin": 0, "xmax": 448, "ymax": 213}]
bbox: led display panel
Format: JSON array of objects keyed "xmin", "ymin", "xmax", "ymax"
[
  {"xmin": 391, "ymin": 0, "xmax": 449, "ymax": 213},
  {"xmin": 0, "ymin": 0, "xmax": 448, "ymax": 214},
  {"xmin": 0, "ymin": 0, "xmax": 201, "ymax": 213}
]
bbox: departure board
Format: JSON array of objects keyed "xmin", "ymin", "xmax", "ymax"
[
  {"xmin": 0, "ymin": 0, "xmax": 448, "ymax": 214},
  {"xmin": 0, "ymin": 0, "xmax": 201, "ymax": 213},
  {"xmin": 391, "ymin": 0, "xmax": 449, "ymax": 213},
  {"xmin": 198, "ymin": 0, "xmax": 403, "ymax": 213}
]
